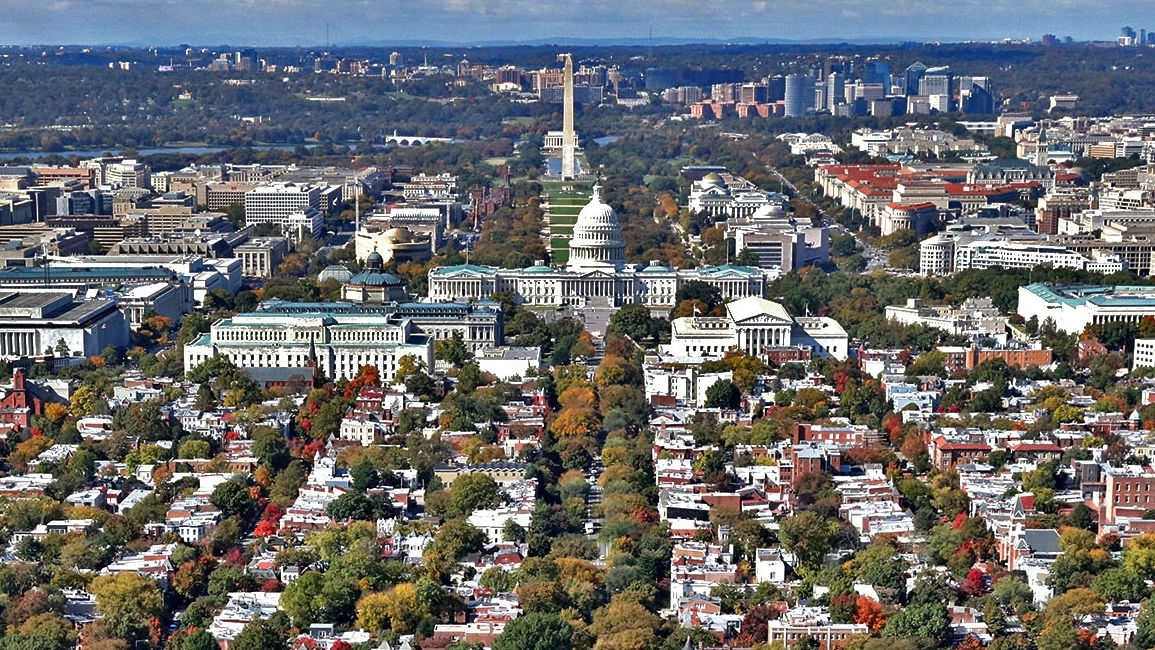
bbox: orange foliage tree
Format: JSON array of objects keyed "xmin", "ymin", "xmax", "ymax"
[{"xmin": 854, "ymin": 596, "xmax": 887, "ymax": 632}]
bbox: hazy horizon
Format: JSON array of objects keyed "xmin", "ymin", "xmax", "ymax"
[{"xmin": 0, "ymin": 0, "xmax": 1147, "ymax": 47}]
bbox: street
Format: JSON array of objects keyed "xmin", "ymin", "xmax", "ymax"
[{"xmin": 760, "ymin": 160, "xmax": 887, "ymax": 271}]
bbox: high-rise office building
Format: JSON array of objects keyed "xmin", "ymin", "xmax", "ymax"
[
  {"xmin": 784, "ymin": 74, "xmax": 814, "ymax": 117},
  {"xmin": 919, "ymin": 67, "xmax": 952, "ymax": 94},
  {"xmin": 959, "ymin": 76, "xmax": 995, "ymax": 114},
  {"xmin": 712, "ymin": 83, "xmax": 740, "ymax": 102},
  {"xmin": 767, "ymin": 76, "xmax": 787, "ymax": 103},
  {"xmin": 826, "ymin": 73, "xmax": 845, "ymax": 112},
  {"xmin": 920, "ymin": 67, "xmax": 954, "ymax": 111},
  {"xmin": 739, "ymin": 83, "xmax": 769, "ymax": 104},
  {"xmin": 904, "ymin": 62, "xmax": 928, "ymax": 96},
  {"xmin": 863, "ymin": 61, "xmax": 891, "ymax": 89}
]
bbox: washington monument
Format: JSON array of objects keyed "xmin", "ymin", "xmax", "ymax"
[{"xmin": 560, "ymin": 52, "xmax": 577, "ymax": 179}]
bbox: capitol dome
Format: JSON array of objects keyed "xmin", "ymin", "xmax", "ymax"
[{"xmin": 567, "ymin": 188, "xmax": 626, "ymax": 272}]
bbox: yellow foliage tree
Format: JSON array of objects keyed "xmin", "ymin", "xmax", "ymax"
[
  {"xmin": 380, "ymin": 583, "xmax": 422, "ymax": 634},
  {"xmin": 89, "ymin": 572, "xmax": 164, "ymax": 640},
  {"xmin": 68, "ymin": 384, "xmax": 102, "ymax": 419},
  {"xmin": 355, "ymin": 592, "xmax": 392, "ymax": 633},
  {"xmin": 10, "ymin": 435, "xmax": 54, "ymax": 472},
  {"xmin": 551, "ymin": 408, "xmax": 601, "ymax": 438},
  {"xmin": 590, "ymin": 596, "xmax": 661, "ymax": 650},
  {"xmin": 559, "ymin": 386, "xmax": 598, "ymax": 411}
]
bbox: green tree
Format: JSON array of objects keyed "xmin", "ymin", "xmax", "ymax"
[
  {"xmin": 231, "ymin": 618, "xmax": 287, "ymax": 650},
  {"xmin": 1091, "ymin": 566, "xmax": 1147, "ymax": 602},
  {"xmin": 607, "ymin": 304, "xmax": 659, "ymax": 344},
  {"xmin": 493, "ymin": 612, "xmax": 574, "ymax": 650},
  {"xmin": 437, "ymin": 473, "xmax": 502, "ymax": 520},
  {"xmin": 704, "ymin": 379, "xmax": 741, "ymax": 410},
  {"xmin": 178, "ymin": 440, "xmax": 212, "ymax": 459},
  {"xmin": 882, "ymin": 601, "xmax": 952, "ymax": 647},
  {"xmin": 326, "ymin": 491, "xmax": 377, "ymax": 522},
  {"xmin": 210, "ymin": 476, "xmax": 256, "ymax": 519},
  {"xmin": 252, "ymin": 427, "xmax": 291, "ymax": 472},
  {"xmin": 456, "ymin": 362, "xmax": 485, "ymax": 395},
  {"xmin": 436, "ymin": 331, "xmax": 470, "ymax": 368},
  {"xmin": 280, "ymin": 572, "xmax": 325, "ymax": 627},
  {"xmin": 426, "ymin": 520, "xmax": 487, "ymax": 560},
  {"xmin": 113, "ymin": 399, "xmax": 175, "ymax": 441},
  {"xmin": 1136, "ymin": 597, "xmax": 1155, "ymax": 649},
  {"xmin": 778, "ymin": 511, "xmax": 838, "ymax": 574}
]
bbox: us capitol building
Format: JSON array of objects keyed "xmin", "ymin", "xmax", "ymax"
[{"xmin": 428, "ymin": 190, "xmax": 774, "ymax": 309}]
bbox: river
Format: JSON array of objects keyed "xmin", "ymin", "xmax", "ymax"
[{"xmin": 0, "ymin": 144, "xmax": 303, "ymax": 160}]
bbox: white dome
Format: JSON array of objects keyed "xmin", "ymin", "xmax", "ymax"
[
  {"xmin": 567, "ymin": 189, "xmax": 626, "ymax": 272},
  {"xmin": 751, "ymin": 203, "xmax": 785, "ymax": 220}
]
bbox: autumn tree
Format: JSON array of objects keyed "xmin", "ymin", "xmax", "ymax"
[
  {"xmin": 357, "ymin": 583, "xmax": 422, "ymax": 634},
  {"xmin": 551, "ymin": 408, "xmax": 602, "ymax": 438},
  {"xmin": 343, "ymin": 364, "xmax": 381, "ymax": 399},
  {"xmin": 89, "ymin": 572, "xmax": 165, "ymax": 641},
  {"xmin": 854, "ymin": 596, "xmax": 887, "ymax": 632},
  {"xmin": 589, "ymin": 595, "xmax": 661, "ymax": 650}
]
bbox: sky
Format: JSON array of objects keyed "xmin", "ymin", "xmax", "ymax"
[{"xmin": 0, "ymin": 0, "xmax": 1148, "ymax": 46}]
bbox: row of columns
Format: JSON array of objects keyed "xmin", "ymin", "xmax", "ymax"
[
  {"xmin": 742, "ymin": 326, "xmax": 788, "ymax": 355},
  {"xmin": 0, "ymin": 332, "xmax": 38, "ymax": 357}
]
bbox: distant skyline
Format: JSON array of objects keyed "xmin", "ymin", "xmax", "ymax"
[{"xmin": 0, "ymin": 0, "xmax": 1148, "ymax": 47}]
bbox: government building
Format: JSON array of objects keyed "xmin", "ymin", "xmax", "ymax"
[
  {"xmin": 0, "ymin": 292, "xmax": 128, "ymax": 359},
  {"xmin": 183, "ymin": 303, "xmax": 435, "ymax": 382},
  {"xmin": 668, "ymin": 295, "xmax": 849, "ymax": 361},
  {"xmin": 1017, "ymin": 283, "xmax": 1155, "ymax": 335},
  {"xmin": 428, "ymin": 190, "xmax": 774, "ymax": 309}
]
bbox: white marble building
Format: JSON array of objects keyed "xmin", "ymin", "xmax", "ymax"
[
  {"xmin": 688, "ymin": 173, "xmax": 788, "ymax": 219},
  {"xmin": 184, "ymin": 306, "xmax": 434, "ymax": 382},
  {"xmin": 668, "ymin": 296, "xmax": 849, "ymax": 361},
  {"xmin": 428, "ymin": 191, "xmax": 773, "ymax": 309}
]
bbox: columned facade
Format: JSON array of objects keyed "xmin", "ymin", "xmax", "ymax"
[{"xmin": 428, "ymin": 263, "xmax": 770, "ymax": 310}]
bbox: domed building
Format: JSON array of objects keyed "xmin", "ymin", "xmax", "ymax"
[
  {"xmin": 689, "ymin": 170, "xmax": 788, "ymax": 219},
  {"xmin": 317, "ymin": 264, "xmax": 353, "ymax": 284},
  {"xmin": 428, "ymin": 190, "xmax": 775, "ymax": 316},
  {"xmin": 566, "ymin": 188, "xmax": 627, "ymax": 272},
  {"xmin": 341, "ymin": 251, "xmax": 410, "ymax": 303}
]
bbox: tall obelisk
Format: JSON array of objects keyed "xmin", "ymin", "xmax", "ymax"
[{"xmin": 561, "ymin": 53, "xmax": 576, "ymax": 180}]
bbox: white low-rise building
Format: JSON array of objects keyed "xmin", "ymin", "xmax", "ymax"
[
  {"xmin": 792, "ymin": 316, "xmax": 849, "ymax": 361},
  {"xmin": 475, "ymin": 347, "xmax": 541, "ymax": 381},
  {"xmin": 1018, "ymin": 283, "xmax": 1155, "ymax": 335},
  {"xmin": 1134, "ymin": 338, "xmax": 1155, "ymax": 371},
  {"xmin": 688, "ymin": 172, "xmax": 788, "ymax": 219},
  {"xmin": 885, "ymin": 297, "xmax": 1008, "ymax": 343},
  {"xmin": 954, "ymin": 240, "xmax": 1126, "ymax": 274},
  {"xmin": 0, "ymin": 292, "xmax": 128, "ymax": 359},
  {"xmin": 210, "ymin": 592, "xmax": 283, "ymax": 644},
  {"xmin": 667, "ymin": 295, "xmax": 848, "ymax": 362},
  {"xmin": 184, "ymin": 301, "xmax": 434, "ymax": 383}
]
